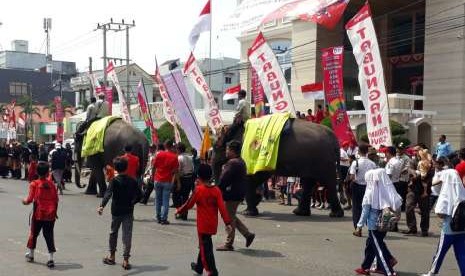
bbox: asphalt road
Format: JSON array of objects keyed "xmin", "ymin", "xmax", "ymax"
[{"xmin": 0, "ymin": 178, "xmax": 461, "ymax": 276}]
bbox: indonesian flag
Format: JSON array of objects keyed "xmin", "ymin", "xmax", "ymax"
[
  {"xmin": 301, "ymin": 82, "xmax": 324, "ymax": 100},
  {"xmin": 188, "ymin": 0, "xmax": 211, "ymax": 50},
  {"xmin": 223, "ymin": 84, "xmax": 241, "ymax": 101},
  {"xmin": 299, "ymin": 0, "xmax": 349, "ymax": 29},
  {"xmin": 18, "ymin": 114, "xmax": 26, "ymax": 128}
]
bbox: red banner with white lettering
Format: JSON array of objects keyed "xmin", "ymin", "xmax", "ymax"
[
  {"xmin": 54, "ymin": 96, "xmax": 64, "ymax": 143},
  {"xmin": 251, "ymin": 67, "xmax": 266, "ymax": 118},
  {"xmin": 136, "ymin": 80, "xmax": 158, "ymax": 144},
  {"xmin": 248, "ymin": 32, "xmax": 295, "ymax": 116},
  {"xmin": 184, "ymin": 52, "xmax": 223, "ymax": 134},
  {"xmin": 346, "ymin": 3, "xmax": 392, "ymax": 148},
  {"xmin": 321, "ymin": 46, "xmax": 354, "ymax": 145}
]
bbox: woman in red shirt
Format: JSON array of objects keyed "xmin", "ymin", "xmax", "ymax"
[{"xmin": 177, "ymin": 164, "xmax": 231, "ymax": 276}]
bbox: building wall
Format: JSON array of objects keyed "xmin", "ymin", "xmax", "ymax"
[
  {"xmin": 423, "ymin": 0, "xmax": 465, "ymax": 149},
  {"xmin": 0, "ymin": 51, "xmax": 46, "ymax": 71}
]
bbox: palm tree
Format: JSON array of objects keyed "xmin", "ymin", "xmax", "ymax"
[
  {"xmin": 42, "ymin": 99, "xmax": 75, "ymax": 121},
  {"xmin": 17, "ymin": 95, "xmax": 41, "ymax": 140}
]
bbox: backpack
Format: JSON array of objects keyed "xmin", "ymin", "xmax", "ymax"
[
  {"xmin": 33, "ymin": 179, "xmax": 58, "ymax": 221},
  {"xmin": 377, "ymin": 208, "xmax": 400, "ymax": 232},
  {"xmin": 451, "ymin": 201, "xmax": 465, "ymax": 232}
]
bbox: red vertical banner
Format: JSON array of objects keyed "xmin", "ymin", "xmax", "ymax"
[
  {"xmin": 54, "ymin": 96, "xmax": 64, "ymax": 143},
  {"xmin": 321, "ymin": 46, "xmax": 354, "ymax": 145},
  {"xmin": 251, "ymin": 67, "xmax": 266, "ymax": 118}
]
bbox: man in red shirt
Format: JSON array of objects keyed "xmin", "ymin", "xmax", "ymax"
[
  {"xmin": 152, "ymin": 140, "xmax": 179, "ymax": 224},
  {"xmin": 122, "ymin": 145, "xmax": 140, "ymax": 180},
  {"xmin": 22, "ymin": 161, "xmax": 59, "ymax": 268},
  {"xmin": 305, "ymin": 108, "xmax": 315, "ymax": 122},
  {"xmin": 176, "ymin": 164, "xmax": 232, "ymax": 276},
  {"xmin": 455, "ymin": 148, "xmax": 465, "ymax": 183},
  {"xmin": 315, "ymin": 104, "xmax": 324, "ymax": 123}
]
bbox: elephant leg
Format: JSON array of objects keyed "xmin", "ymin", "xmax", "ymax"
[
  {"xmin": 95, "ymin": 167, "xmax": 106, "ymax": 197},
  {"xmin": 322, "ymin": 172, "xmax": 344, "ymax": 218},
  {"xmin": 85, "ymin": 170, "xmax": 98, "ymax": 195},
  {"xmin": 293, "ymin": 177, "xmax": 314, "ymax": 216},
  {"xmin": 244, "ymin": 179, "xmax": 260, "ymax": 216}
]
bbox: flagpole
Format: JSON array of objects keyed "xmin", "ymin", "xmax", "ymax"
[{"xmin": 208, "ymin": 0, "xmax": 212, "ymax": 94}]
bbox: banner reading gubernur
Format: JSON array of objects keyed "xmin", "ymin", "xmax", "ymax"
[
  {"xmin": 248, "ymin": 32, "xmax": 295, "ymax": 116},
  {"xmin": 346, "ymin": 3, "xmax": 392, "ymax": 148}
]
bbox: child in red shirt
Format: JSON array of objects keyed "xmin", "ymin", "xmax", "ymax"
[
  {"xmin": 22, "ymin": 161, "xmax": 59, "ymax": 268},
  {"xmin": 176, "ymin": 164, "xmax": 232, "ymax": 276}
]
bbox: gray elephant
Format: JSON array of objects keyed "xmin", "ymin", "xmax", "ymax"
[
  {"xmin": 74, "ymin": 119, "xmax": 149, "ymax": 197},
  {"xmin": 213, "ymin": 118, "xmax": 344, "ymax": 217}
]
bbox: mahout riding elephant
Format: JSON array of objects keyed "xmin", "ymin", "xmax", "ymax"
[
  {"xmin": 213, "ymin": 118, "xmax": 344, "ymax": 217},
  {"xmin": 74, "ymin": 119, "xmax": 149, "ymax": 196}
]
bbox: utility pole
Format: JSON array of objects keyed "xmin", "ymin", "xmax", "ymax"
[
  {"xmin": 95, "ymin": 19, "xmax": 135, "ymax": 113},
  {"xmin": 43, "ymin": 18, "xmax": 52, "ymax": 83}
]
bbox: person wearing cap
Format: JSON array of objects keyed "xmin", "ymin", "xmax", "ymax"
[{"xmin": 48, "ymin": 143, "xmax": 67, "ymax": 195}]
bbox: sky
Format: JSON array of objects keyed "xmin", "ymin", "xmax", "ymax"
[{"xmin": 0, "ymin": 0, "xmax": 240, "ymax": 74}]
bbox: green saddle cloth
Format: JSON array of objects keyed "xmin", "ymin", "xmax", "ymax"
[
  {"xmin": 241, "ymin": 112, "xmax": 290, "ymax": 175},
  {"xmin": 81, "ymin": 116, "xmax": 120, "ymax": 158}
]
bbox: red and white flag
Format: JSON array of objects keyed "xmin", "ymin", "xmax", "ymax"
[
  {"xmin": 248, "ymin": 32, "xmax": 296, "ymax": 115},
  {"xmin": 301, "ymin": 82, "xmax": 324, "ymax": 100},
  {"xmin": 188, "ymin": 0, "xmax": 211, "ymax": 50},
  {"xmin": 223, "ymin": 84, "xmax": 241, "ymax": 101},
  {"xmin": 346, "ymin": 3, "xmax": 392, "ymax": 148},
  {"xmin": 17, "ymin": 114, "xmax": 25, "ymax": 128},
  {"xmin": 299, "ymin": 0, "xmax": 349, "ymax": 29},
  {"xmin": 184, "ymin": 52, "xmax": 223, "ymax": 134}
]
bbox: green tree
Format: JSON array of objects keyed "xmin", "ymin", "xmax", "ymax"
[
  {"xmin": 42, "ymin": 99, "xmax": 75, "ymax": 121},
  {"xmin": 356, "ymin": 120, "xmax": 411, "ymax": 146},
  {"xmin": 156, "ymin": 122, "xmax": 192, "ymax": 149},
  {"xmin": 17, "ymin": 95, "xmax": 42, "ymax": 140}
]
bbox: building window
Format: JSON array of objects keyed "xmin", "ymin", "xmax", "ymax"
[
  {"xmin": 9, "ymin": 82, "xmax": 30, "ymax": 96},
  {"xmin": 225, "ymin": 76, "xmax": 232, "ymax": 84},
  {"xmin": 226, "ymin": 99, "xmax": 235, "ymax": 105}
]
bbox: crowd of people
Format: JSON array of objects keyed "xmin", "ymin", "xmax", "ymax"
[{"xmin": 16, "ymin": 122, "xmax": 465, "ymax": 275}]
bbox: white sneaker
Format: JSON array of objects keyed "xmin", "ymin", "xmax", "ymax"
[
  {"xmin": 420, "ymin": 273, "xmax": 437, "ymax": 276},
  {"xmin": 25, "ymin": 252, "xmax": 34, "ymax": 262}
]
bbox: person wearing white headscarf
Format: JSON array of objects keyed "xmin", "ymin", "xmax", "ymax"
[
  {"xmin": 354, "ymin": 168, "xmax": 402, "ymax": 276},
  {"xmin": 421, "ymin": 169, "xmax": 465, "ymax": 276}
]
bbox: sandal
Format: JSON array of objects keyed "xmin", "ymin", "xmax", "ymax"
[
  {"xmin": 122, "ymin": 261, "xmax": 132, "ymax": 270},
  {"xmin": 102, "ymin": 257, "xmax": 116, "ymax": 265}
]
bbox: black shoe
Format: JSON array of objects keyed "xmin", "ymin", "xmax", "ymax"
[
  {"xmin": 401, "ymin": 229, "xmax": 417, "ymax": 235},
  {"xmin": 246, "ymin": 233, "xmax": 255, "ymax": 248},
  {"xmin": 160, "ymin": 220, "xmax": 170, "ymax": 225},
  {"xmin": 421, "ymin": 231, "xmax": 429, "ymax": 237},
  {"xmin": 46, "ymin": 260, "xmax": 55, "ymax": 268},
  {"xmin": 191, "ymin": 262, "xmax": 203, "ymax": 274}
]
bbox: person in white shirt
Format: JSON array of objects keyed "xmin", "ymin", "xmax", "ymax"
[
  {"xmin": 385, "ymin": 146, "xmax": 403, "ymax": 232},
  {"xmin": 430, "ymin": 156, "xmax": 449, "ymax": 210},
  {"xmin": 349, "ymin": 144, "xmax": 378, "ymax": 230}
]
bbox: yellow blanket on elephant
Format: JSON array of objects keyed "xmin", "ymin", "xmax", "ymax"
[
  {"xmin": 241, "ymin": 112, "xmax": 290, "ymax": 175},
  {"xmin": 81, "ymin": 116, "xmax": 120, "ymax": 158}
]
